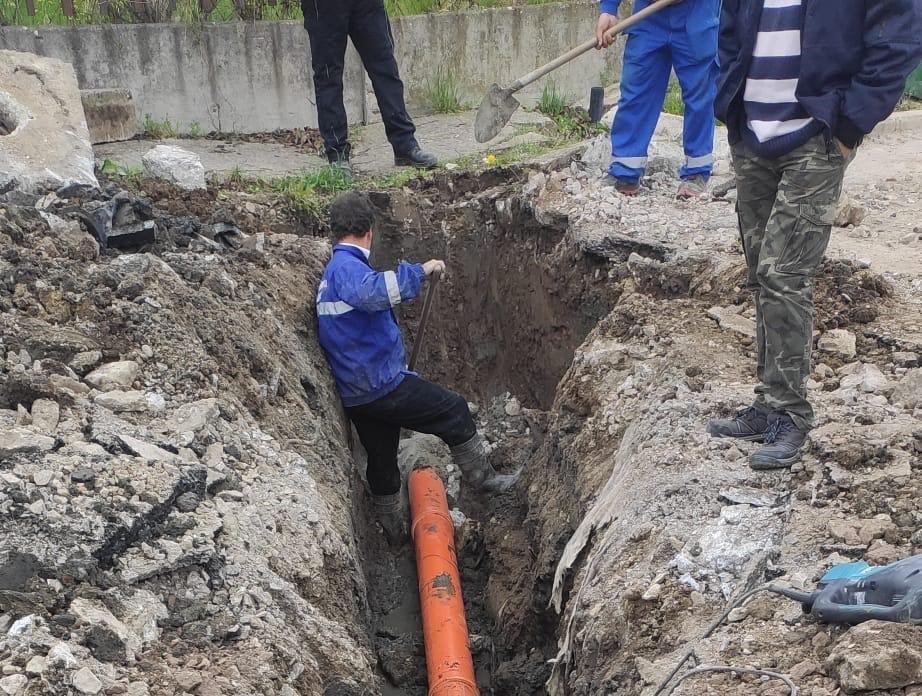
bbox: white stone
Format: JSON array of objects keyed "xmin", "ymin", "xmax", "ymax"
[
  {"xmin": 72, "ymin": 666, "xmax": 103, "ymax": 695},
  {"xmin": 32, "ymin": 469, "xmax": 54, "ymax": 486},
  {"xmin": 818, "ymin": 329, "xmax": 857, "ymax": 359},
  {"xmin": 84, "ymin": 361, "xmax": 140, "ymax": 391},
  {"xmin": 142, "ymin": 145, "xmax": 206, "ymax": 190},
  {"xmin": 504, "ymin": 397, "xmax": 522, "ymax": 417},
  {"xmin": 117, "ymin": 433, "xmax": 178, "ymax": 463},
  {"xmin": 891, "ymin": 369, "xmax": 922, "ymax": 409},
  {"xmin": 30, "ymin": 398, "xmax": 60, "ymax": 433},
  {"xmin": 707, "ymin": 306, "xmax": 756, "ymax": 339},
  {"xmin": 0, "ymin": 674, "xmax": 27, "ymax": 696},
  {"xmin": 0, "ymin": 427, "xmax": 55, "ymax": 459},
  {"xmin": 24, "ymin": 655, "xmax": 46, "ymax": 676},
  {"xmin": 94, "ymin": 390, "xmax": 149, "ymax": 413},
  {"xmin": 163, "ymin": 398, "xmax": 220, "ymax": 434},
  {"xmin": 0, "ymin": 50, "xmax": 97, "ymax": 193},
  {"xmin": 47, "ymin": 641, "xmax": 78, "ymax": 667}
]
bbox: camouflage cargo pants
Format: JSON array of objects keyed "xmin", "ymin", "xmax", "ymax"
[{"xmin": 732, "ymin": 134, "xmax": 854, "ymax": 432}]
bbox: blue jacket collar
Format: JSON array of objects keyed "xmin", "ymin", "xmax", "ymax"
[{"xmin": 333, "ymin": 243, "xmax": 371, "ymax": 263}]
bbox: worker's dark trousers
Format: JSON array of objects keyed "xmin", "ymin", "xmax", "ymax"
[
  {"xmin": 346, "ymin": 375, "xmax": 476, "ymax": 496},
  {"xmin": 303, "ymin": 0, "xmax": 417, "ymax": 162}
]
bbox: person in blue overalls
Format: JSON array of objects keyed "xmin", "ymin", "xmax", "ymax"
[{"xmin": 597, "ymin": 0, "xmax": 719, "ymax": 199}]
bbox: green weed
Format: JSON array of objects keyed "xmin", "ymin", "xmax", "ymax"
[
  {"xmin": 537, "ymin": 81, "xmax": 570, "ymax": 118},
  {"xmin": 100, "ymin": 158, "xmax": 143, "ymax": 178},
  {"xmin": 662, "ymin": 78, "xmax": 684, "ymax": 116},
  {"xmin": 426, "ymin": 68, "xmax": 466, "ymax": 114},
  {"xmin": 143, "ymin": 114, "xmax": 178, "ymax": 139},
  {"xmin": 187, "ymin": 121, "xmax": 203, "ymax": 138}
]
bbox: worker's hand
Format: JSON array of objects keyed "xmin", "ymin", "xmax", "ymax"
[
  {"xmin": 596, "ymin": 13, "xmax": 618, "ymax": 49},
  {"xmin": 423, "ymin": 259, "xmax": 446, "ymax": 276},
  {"xmin": 834, "ymin": 138, "xmax": 853, "ymax": 160}
]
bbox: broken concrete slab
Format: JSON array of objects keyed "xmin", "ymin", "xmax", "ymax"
[
  {"xmin": 141, "ymin": 145, "xmax": 206, "ymax": 191},
  {"xmin": 80, "ymin": 88, "xmax": 137, "ymax": 144},
  {"xmin": 0, "ymin": 427, "xmax": 55, "ymax": 461},
  {"xmin": 0, "ymin": 50, "xmax": 97, "ymax": 193},
  {"xmin": 707, "ymin": 306, "xmax": 757, "ymax": 339}
]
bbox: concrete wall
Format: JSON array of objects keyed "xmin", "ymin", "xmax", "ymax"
[
  {"xmin": 0, "ymin": 22, "xmax": 366, "ymax": 134},
  {"xmin": 0, "ymin": 3, "xmax": 623, "ymax": 135},
  {"xmin": 389, "ymin": 2, "xmax": 624, "ymax": 110}
]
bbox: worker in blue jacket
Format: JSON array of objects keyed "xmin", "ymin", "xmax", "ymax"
[
  {"xmin": 316, "ymin": 191, "xmax": 519, "ymax": 545},
  {"xmin": 596, "ymin": 0, "xmax": 720, "ymax": 198}
]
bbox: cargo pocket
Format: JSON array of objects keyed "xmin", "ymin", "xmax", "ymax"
[{"xmin": 774, "ymin": 203, "xmax": 834, "ymax": 275}]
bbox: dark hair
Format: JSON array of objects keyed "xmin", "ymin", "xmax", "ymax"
[{"xmin": 329, "ymin": 191, "xmax": 377, "ymax": 240}]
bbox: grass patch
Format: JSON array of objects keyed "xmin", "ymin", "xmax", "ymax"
[
  {"xmin": 100, "ymin": 158, "xmax": 143, "ymax": 178},
  {"xmin": 537, "ymin": 81, "xmax": 570, "ymax": 118},
  {"xmin": 187, "ymin": 121, "xmax": 203, "ymax": 138},
  {"xmin": 662, "ymin": 78, "xmax": 684, "ymax": 116},
  {"xmin": 143, "ymin": 114, "xmax": 178, "ymax": 139},
  {"xmin": 426, "ymin": 68, "xmax": 466, "ymax": 114}
]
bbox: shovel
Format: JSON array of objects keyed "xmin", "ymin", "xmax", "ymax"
[
  {"xmin": 408, "ymin": 269, "xmax": 441, "ymax": 372},
  {"xmin": 473, "ymin": 0, "xmax": 681, "ymax": 143}
]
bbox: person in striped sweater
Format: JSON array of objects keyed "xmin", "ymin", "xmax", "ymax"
[{"xmin": 708, "ymin": 0, "xmax": 922, "ymax": 469}]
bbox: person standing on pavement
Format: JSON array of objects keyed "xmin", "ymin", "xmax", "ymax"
[
  {"xmin": 596, "ymin": 0, "xmax": 720, "ymax": 199},
  {"xmin": 316, "ymin": 191, "xmax": 519, "ymax": 545},
  {"xmin": 302, "ymin": 0, "xmax": 438, "ymax": 178},
  {"xmin": 707, "ymin": 0, "xmax": 922, "ymax": 469}
]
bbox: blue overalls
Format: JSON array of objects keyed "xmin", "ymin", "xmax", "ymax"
[{"xmin": 602, "ymin": 0, "xmax": 720, "ymax": 182}]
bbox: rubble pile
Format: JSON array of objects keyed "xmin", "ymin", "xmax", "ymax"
[{"xmin": 0, "ymin": 182, "xmax": 379, "ymax": 695}]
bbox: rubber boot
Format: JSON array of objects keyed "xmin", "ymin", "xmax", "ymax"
[
  {"xmin": 371, "ymin": 492, "xmax": 408, "ymax": 547},
  {"xmin": 450, "ymin": 433, "xmax": 520, "ymax": 493}
]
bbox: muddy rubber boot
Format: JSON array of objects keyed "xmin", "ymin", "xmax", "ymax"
[
  {"xmin": 451, "ymin": 433, "xmax": 520, "ymax": 494},
  {"xmin": 371, "ymin": 492, "xmax": 408, "ymax": 547}
]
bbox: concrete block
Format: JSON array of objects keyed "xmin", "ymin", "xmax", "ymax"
[
  {"xmin": 81, "ymin": 88, "xmax": 138, "ymax": 143},
  {"xmin": 0, "ymin": 49, "xmax": 97, "ymax": 193}
]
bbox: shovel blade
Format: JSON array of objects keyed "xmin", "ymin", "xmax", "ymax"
[{"xmin": 474, "ymin": 84, "xmax": 520, "ymax": 143}]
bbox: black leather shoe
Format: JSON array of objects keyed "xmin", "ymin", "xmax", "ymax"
[{"xmin": 394, "ymin": 146, "xmax": 438, "ymax": 169}]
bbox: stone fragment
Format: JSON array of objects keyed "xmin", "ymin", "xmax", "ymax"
[
  {"xmin": 174, "ymin": 671, "xmax": 202, "ymax": 691},
  {"xmin": 30, "ymin": 398, "xmax": 60, "ymax": 432},
  {"xmin": 94, "ymin": 390, "xmax": 148, "ymax": 413},
  {"xmin": 117, "ymin": 433, "xmax": 178, "ymax": 462},
  {"xmin": 0, "ymin": 50, "xmax": 97, "ymax": 192},
  {"xmin": 707, "ymin": 305, "xmax": 756, "ymax": 339},
  {"xmin": 835, "ymin": 194, "xmax": 867, "ymax": 228},
  {"xmin": 818, "ymin": 329, "xmax": 857, "ymax": 359},
  {"xmin": 70, "ymin": 350, "xmax": 103, "ymax": 375},
  {"xmin": 0, "ymin": 675, "xmax": 27, "ymax": 696},
  {"xmin": 32, "ymin": 469, "xmax": 54, "ymax": 486},
  {"xmin": 827, "ymin": 620, "xmax": 922, "ymax": 692},
  {"xmin": 891, "ymin": 369, "xmax": 922, "ymax": 409},
  {"xmin": 866, "ymin": 539, "xmax": 901, "ymax": 565},
  {"xmin": 163, "ymin": 398, "xmax": 220, "ymax": 434},
  {"xmin": 0, "ymin": 427, "xmax": 55, "ymax": 460},
  {"xmin": 71, "ymin": 467, "xmax": 97, "ymax": 487},
  {"xmin": 85, "ymin": 361, "xmax": 139, "ymax": 391},
  {"xmin": 24, "ymin": 656, "xmax": 45, "ymax": 676},
  {"xmin": 142, "ymin": 145, "xmax": 206, "ymax": 190},
  {"xmin": 73, "ymin": 666, "xmax": 103, "ymax": 695}
]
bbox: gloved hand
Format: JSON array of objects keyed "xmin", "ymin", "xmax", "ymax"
[{"xmin": 422, "ymin": 259, "xmax": 446, "ymax": 276}]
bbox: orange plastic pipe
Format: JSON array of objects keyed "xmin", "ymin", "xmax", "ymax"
[{"xmin": 409, "ymin": 467, "xmax": 480, "ymax": 696}]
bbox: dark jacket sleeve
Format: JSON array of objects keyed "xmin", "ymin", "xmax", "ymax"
[{"xmin": 836, "ymin": 0, "xmax": 922, "ymax": 148}]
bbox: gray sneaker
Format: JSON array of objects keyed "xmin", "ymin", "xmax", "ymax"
[
  {"xmin": 707, "ymin": 405, "xmax": 770, "ymax": 442},
  {"xmin": 750, "ymin": 413, "xmax": 806, "ymax": 470}
]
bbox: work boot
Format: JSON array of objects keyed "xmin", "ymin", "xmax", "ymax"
[
  {"xmin": 394, "ymin": 146, "xmax": 438, "ymax": 169},
  {"xmin": 371, "ymin": 492, "xmax": 408, "ymax": 547},
  {"xmin": 451, "ymin": 433, "xmax": 520, "ymax": 493},
  {"xmin": 676, "ymin": 174, "xmax": 709, "ymax": 200},
  {"xmin": 610, "ymin": 176, "xmax": 640, "ymax": 196},
  {"xmin": 750, "ymin": 413, "xmax": 807, "ymax": 470},
  {"xmin": 707, "ymin": 405, "xmax": 770, "ymax": 442}
]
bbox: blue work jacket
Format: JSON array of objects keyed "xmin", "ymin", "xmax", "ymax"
[{"xmin": 316, "ymin": 244, "xmax": 426, "ymax": 407}]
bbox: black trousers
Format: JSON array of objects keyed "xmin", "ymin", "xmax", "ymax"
[
  {"xmin": 303, "ymin": 0, "xmax": 417, "ymax": 161},
  {"xmin": 346, "ymin": 375, "xmax": 476, "ymax": 496}
]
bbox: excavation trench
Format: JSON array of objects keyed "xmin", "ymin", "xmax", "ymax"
[{"xmin": 346, "ymin": 171, "xmax": 625, "ymax": 696}]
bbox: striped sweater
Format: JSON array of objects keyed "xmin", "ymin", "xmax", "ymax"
[{"xmin": 743, "ymin": 0, "xmax": 823, "ymax": 157}]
